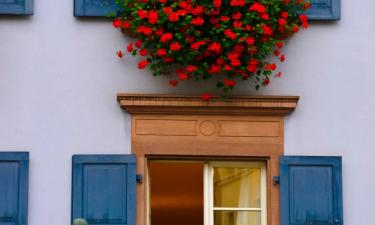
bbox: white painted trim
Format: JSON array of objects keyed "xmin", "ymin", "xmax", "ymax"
[
  {"xmin": 146, "ymin": 158, "xmax": 151, "ymax": 225},
  {"xmin": 209, "ymin": 161, "xmax": 266, "ymax": 168},
  {"xmin": 261, "ymin": 164, "xmax": 267, "ymax": 225},
  {"xmin": 204, "ymin": 164, "xmax": 211, "ymax": 225}
]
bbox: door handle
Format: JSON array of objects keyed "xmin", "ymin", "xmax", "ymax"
[
  {"xmin": 73, "ymin": 218, "xmax": 88, "ymax": 225},
  {"xmin": 335, "ymin": 219, "xmax": 340, "ymax": 225}
]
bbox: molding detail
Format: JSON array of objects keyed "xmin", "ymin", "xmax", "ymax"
[
  {"xmin": 117, "ymin": 94, "xmax": 299, "ymax": 115},
  {"xmin": 116, "ymin": 93, "xmax": 299, "ymax": 225}
]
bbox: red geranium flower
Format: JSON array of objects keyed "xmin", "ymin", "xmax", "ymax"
[
  {"xmin": 279, "ymin": 18, "xmax": 287, "ymax": 26},
  {"xmin": 135, "ymin": 40, "xmax": 143, "ymax": 48},
  {"xmin": 262, "ymin": 25, "xmax": 273, "ymax": 36},
  {"xmin": 177, "ymin": 9, "xmax": 187, "ymax": 16},
  {"xmin": 201, "ymin": 92, "xmax": 212, "ymax": 101},
  {"xmin": 170, "ymin": 42, "xmax": 182, "ymax": 51},
  {"xmin": 300, "ymin": 14, "xmax": 309, "ymax": 28},
  {"xmin": 213, "ymin": 0, "xmax": 222, "ymax": 8},
  {"xmin": 169, "ymin": 80, "xmax": 178, "ymax": 87},
  {"xmin": 123, "ymin": 21, "xmax": 131, "ymax": 29},
  {"xmin": 249, "ymin": 2, "xmax": 266, "ymax": 13},
  {"xmin": 232, "ymin": 12, "xmax": 242, "ymax": 19},
  {"xmin": 116, "ymin": 50, "xmax": 123, "ymax": 58},
  {"xmin": 160, "ymin": 33, "xmax": 173, "ymax": 43},
  {"xmin": 245, "ymin": 37, "xmax": 255, "ymax": 45},
  {"xmin": 233, "ymin": 21, "xmax": 242, "ymax": 28},
  {"xmin": 224, "ymin": 78, "xmax": 236, "ymax": 87},
  {"xmin": 190, "ymin": 41, "xmax": 205, "ymax": 50},
  {"xmin": 113, "ymin": 19, "xmax": 122, "ymax": 28},
  {"xmin": 276, "ymin": 42, "xmax": 284, "ymax": 49},
  {"xmin": 247, "ymin": 59, "xmax": 258, "ymax": 72},
  {"xmin": 164, "ymin": 57, "xmax": 175, "ymax": 63},
  {"xmin": 224, "ymin": 29, "xmax": 237, "ymax": 40},
  {"xmin": 138, "ymin": 60, "xmax": 149, "ymax": 69},
  {"xmin": 137, "ymin": 26, "xmax": 152, "ymax": 36},
  {"xmin": 155, "ymin": 27, "xmax": 164, "ymax": 36},
  {"xmin": 168, "ymin": 12, "xmax": 179, "ymax": 22},
  {"xmin": 139, "ymin": 49, "xmax": 148, "ymax": 56},
  {"xmin": 127, "ymin": 43, "xmax": 133, "ymax": 53},
  {"xmin": 191, "ymin": 17, "xmax": 204, "ymax": 26},
  {"xmin": 156, "ymin": 49, "xmax": 167, "ymax": 57},
  {"xmin": 208, "ymin": 65, "xmax": 221, "ymax": 74},
  {"xmin": 230, "ymin": 0, "xmax": 246, "ymax": 7},
  {"xmin": 280, "ymin": 55, "xmax": 286, "ymax": 62},
  {"xmin": 281, "ymin": 11, "xmax": 288, "ymax": 18},
  {"xmin": 220, "ymin": 16, "xmax": 230, "ymax": 22},
  {"xmin": 260, "ymin": 13, "xmax": 270, "ymax": 20},
  {"xmin": 148, "ymin": 10, "xmax": 159, "ymax": 24},
  {"xmin": 137, "ymin": 9, "xmax": 148, "ymax": 19},
  {"xmin": 191, "ymin": 6, "xmax": 204, "ymax": 15},
  {"xmin": 208, "ymin": 42, "xmax": 222, "ymax": 54},
  {"xmin": 224, "ymin": 65, "xmax": 232, "ymax": 71},
  {"xmin": 186, "ymin": 65, "xmax": 198, "ymax": 73},
  {"xmin": 230, "ymin": 59, "xmax": 241, "ymax": 67},
  {"xmin": 264, "ymin": 63, "xmax": 277, "ymax": 71}
]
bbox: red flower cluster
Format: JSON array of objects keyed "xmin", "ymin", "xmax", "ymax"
[{"xmin": 113, "ymin": 0, "xmax": 309, "ymax": 98}]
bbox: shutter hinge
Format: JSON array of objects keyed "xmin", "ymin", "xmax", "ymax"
[
  {"xmin": 136, "ymin": 174, "xmax": 143, "ymax": 184},
  {"xmin": 273, "ymin": 176, "xmax": 280, "ymax": 185}
]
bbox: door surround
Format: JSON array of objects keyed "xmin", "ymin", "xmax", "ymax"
[{"xmin": 117, "ymin": 94, "xmax": 299, "ymax": 225}]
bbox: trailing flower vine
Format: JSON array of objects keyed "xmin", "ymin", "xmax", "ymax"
[{"xmin": 113, "ymin": 0, "xmax": 310, "ymax": 99}]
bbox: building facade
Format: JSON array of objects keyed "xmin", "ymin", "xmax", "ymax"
[{"xmin": 1, "ymin": 0, "xmax": 374, "ymax": 225}]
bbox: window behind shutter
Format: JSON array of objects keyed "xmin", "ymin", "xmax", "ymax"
[
  {"xmin": 280, "ymin": 156, "xmax": 343, "ymax": 225},
  {"xmin": 72, "ymin": 155, "xmax": 136, "ymax": 225},
  {"xmin": 74, "ymin": 0, "xmax": 119, "ymax": 17},
  {"xmin": 0, "ymin": 0, "xmax": 33, "ymax": 15},
  {"xmin": 306, "ymin": 0, "xmax": 340, "ymax": 20},
  {"xmin": 0, "ymin": 152, "xmax": 29, "ymax": 225}
]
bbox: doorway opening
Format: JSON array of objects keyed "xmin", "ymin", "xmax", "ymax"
[{"xmin": 148, "ymin": 160, "xmax": 267, "ymax": 225}]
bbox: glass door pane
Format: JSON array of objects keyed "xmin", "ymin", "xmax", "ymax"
[
  {"xmin": 213, "ymin": 167, "xmax": 261, "ymax": 208},
  {"xmin": 149, "ymin": 161, "xmax": 204, "ymax": 225},
  {"xmin": 214, "ymin": 211, "xmax": 261, "ymax": 225}
]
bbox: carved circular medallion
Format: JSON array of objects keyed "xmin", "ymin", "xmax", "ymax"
[{"xmin": 199, "ymin": 120, "xmax": 217, "ymax": 136}]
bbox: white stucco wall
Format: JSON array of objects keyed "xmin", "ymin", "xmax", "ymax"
[{"xmin": 1, "ymin": 0, "xmax": 374, "ymax": 224}]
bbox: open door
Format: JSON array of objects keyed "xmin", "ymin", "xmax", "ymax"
[{"xmin": 280, "ymin": 156, "xmax": 343, "ymax": 225}]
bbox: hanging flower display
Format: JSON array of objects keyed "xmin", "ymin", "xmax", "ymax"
[{"xmin": 113, "ymin": 0, "xmax": 310, "ymax": 99}]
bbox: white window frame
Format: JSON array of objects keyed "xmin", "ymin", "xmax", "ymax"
[{"xmin": 204, "ymin": 162, "xmax": 267, "ymax": 225}]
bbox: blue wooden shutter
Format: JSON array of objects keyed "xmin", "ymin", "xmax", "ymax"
[
  {"xmin": 0, "ymin": 152, "xmax": 29, "ymax": 225},
  {"xmin": 280, "ymin": 156, "xmax": 343, "ymax": 225},
  {"xmin": 0, "ymin": 0, "xmax": 33, "ymax": 15},
  {"xmin": 72, "ymin": 155, "xmax": 136, "ymax": 225},
  {"xmin": 74, "ymin": 0, "xmax": 119, "ymax": 17},
  {"xmin": 306, "ymin": 0, "xmax": 340, "ymax": 20}
]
